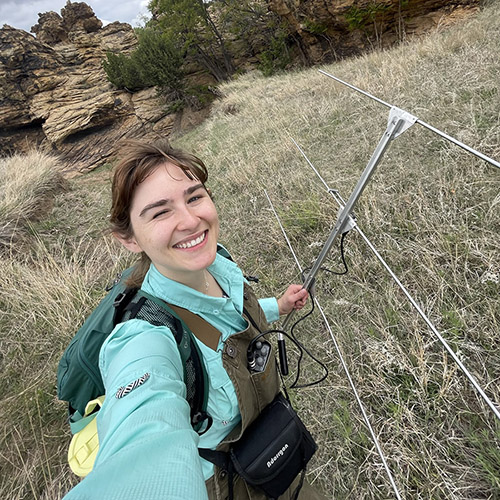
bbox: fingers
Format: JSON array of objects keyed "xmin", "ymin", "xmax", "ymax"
[
  {"xmin": 289, "ymin": 285, "xmax": 308, "ymax": 310},
  {"xmin": 293, "ymin": 293, "xmax": 308, "ymax": 310}
]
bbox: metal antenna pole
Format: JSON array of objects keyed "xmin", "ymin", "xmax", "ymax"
[
  {"xmin": 292, "ymin": 140, "xmax": 500, "ymax": 422},
  {"xmin": 281, "ymin": 106, "xmax": 417, "ymax": 332},
  {"xmin": 318, "ymin": 69, "xmax": 500, "ymax": 170},
  {"xmin": 265, "ymin": 191, "xmax": 404, "ymax": 500}
]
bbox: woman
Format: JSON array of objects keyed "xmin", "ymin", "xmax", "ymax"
[{"xmin": 64, "ymin": 139, "xmax": 325, "ymax": 499}]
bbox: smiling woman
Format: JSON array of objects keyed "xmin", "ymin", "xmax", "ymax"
[
  {"xmin": 118, "ymin": 167, "xmax": 220, "ymax": 291},
  {"xmin": 62, "ymin": 138, "xmax": 321, "ymax": 500},
  {"xmin": 110, "ymin": 141, "xmax": 220, "ymax": 292}
]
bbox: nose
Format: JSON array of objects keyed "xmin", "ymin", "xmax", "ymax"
[{"xmin": 176, "ymin": 204, "xmax": 200, "ymax": 231}]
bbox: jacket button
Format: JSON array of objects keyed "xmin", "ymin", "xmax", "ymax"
[
  {"xmin": 226, "ymin": 345, "xmax": 237, "ymax": 358},
  {"xmin": 220, "ymin": 470, "xmax": 227, "ymax": 479}
]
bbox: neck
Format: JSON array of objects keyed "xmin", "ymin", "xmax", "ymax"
[
  {"xmin": 158, "ymin": 266, "xmax": 221, "ymax": 297},
  {"xmin": 203, "ymin": 269, "xmax": 223, "ymax": 297}
]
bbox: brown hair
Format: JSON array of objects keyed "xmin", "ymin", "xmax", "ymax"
[{"xmin": 110, "ymin": 138, "xmax": 209, "ymax": 287}]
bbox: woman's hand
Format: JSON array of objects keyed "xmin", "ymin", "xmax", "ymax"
[{"xmin": 277, "ymin": 285, "xmax": 309, "ymax": 316}]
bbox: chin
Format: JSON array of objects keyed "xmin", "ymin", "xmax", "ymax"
[{"xmin": 188, "ymin": 249, "xmax": 217, "ymax": 270}]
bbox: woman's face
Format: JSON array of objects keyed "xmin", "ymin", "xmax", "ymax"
[{"xmin": 117, "ymin": 162, "xmax": 220, "ymax": 284}]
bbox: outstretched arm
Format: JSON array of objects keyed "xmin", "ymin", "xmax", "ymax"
[{"xmin": 63, "ymin": 320, "xmax": 208, "ymax": 500}]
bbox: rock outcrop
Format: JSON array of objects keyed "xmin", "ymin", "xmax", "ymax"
[
  {"xmin": 268, "ymin": 0, "xmax": 480, "ymax": 63},
  {"xmin": 0, "ymin": 2, "xmax": 176, "ymax": 175}
]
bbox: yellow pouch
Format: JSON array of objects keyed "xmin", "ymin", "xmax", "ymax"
[{"xmin": 68, "ymin": 396, "xmax": 104, "ymax": 477}]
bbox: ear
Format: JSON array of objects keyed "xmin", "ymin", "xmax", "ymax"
[{"xmin": 113, "ymin": 232, "xmax": 143, "ymax": 253}]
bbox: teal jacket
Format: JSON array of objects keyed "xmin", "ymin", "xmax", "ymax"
[{"xmin": 63, "ymin": 251, "xmax": 279, "ymax": 499}]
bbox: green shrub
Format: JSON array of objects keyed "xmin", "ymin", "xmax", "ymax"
[
  {"xmin": 102, "ymin": 29, "xmax": 185, "ymax": 93},
  {"xmin": 258, "ymin": 25, "xmax": 291, "ymax": 76}
]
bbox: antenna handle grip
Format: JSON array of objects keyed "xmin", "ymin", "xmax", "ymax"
[{"xmin": 278, "ymin": 338, "xmax": 288, "ymax": 376}]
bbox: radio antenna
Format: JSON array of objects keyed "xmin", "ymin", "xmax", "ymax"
[{"xmin": 291, "ymin": 138, "xmax": 500, "ymax": 422}]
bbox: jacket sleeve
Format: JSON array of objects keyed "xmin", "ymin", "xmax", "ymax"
[
  {"xmin": 257, "ymin": 297, "xmax": 280, "ymax": 323},
  {"xmin": 63, "ymin": 319, "xmax": 208, "ymax": 500}
]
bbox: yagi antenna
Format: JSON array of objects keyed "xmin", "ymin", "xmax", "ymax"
[
  {"xmin": 278, "ymin": 70, "xmax": 499, "ymax": 378},
  {"xmin": 318, "ymin": 69, "xmax": 500, "ymax": 170},
  {"xmin": 276, "ymin": 71, "xmax": 499, "ymax": 422},
  {"xmin": 291, "ymin": 139, "xmax": 500, "ymax": 422}
]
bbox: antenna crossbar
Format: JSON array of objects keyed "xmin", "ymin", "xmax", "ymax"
[{"xmin": 318, "ymin": 69, "xmax": 500, "ymax": 170}]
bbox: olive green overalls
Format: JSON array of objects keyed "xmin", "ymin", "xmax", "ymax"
[{"xmin": 177, "ymin": 283, "xmax": 328, "ymax": 500}]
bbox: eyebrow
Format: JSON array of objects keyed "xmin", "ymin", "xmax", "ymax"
[{"xmin": 139, "ymin": 183, "xmax": 205, "ymax": 217}]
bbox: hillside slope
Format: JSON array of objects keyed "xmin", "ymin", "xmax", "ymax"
[{"xmin": 175, "ymin": 2, "xmax": 499, "ymax": 496}]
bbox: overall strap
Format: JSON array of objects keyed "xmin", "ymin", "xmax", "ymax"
[{"xmin": 168, "ymin": 303, "xmax": 221, "ymax": 351}]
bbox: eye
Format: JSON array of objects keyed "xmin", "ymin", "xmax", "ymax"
[
  {"xmin": 188, "ymin": 193, "xmax": 204, "ymax": 203},
  {"xmin": 152, "ymin": 209, "xmax": 170, "ymax": 219}
]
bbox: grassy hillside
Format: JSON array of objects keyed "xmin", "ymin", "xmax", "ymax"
[{"xmin": 1, "ymin": 1, "xmax": 499, "ymax": 498}]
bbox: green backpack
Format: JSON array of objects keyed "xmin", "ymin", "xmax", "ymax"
[{"xmin": 56, "ymin": 247, "xmax": 237, "ymax": 435}]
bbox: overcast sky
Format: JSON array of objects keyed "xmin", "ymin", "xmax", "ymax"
[{"xmin": 0, "ymin": 0, "xmax": 151, "ymax": 33}]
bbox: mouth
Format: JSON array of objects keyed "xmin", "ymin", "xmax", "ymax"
[{"xmin": 173, "ymin": 230, "xmax": 208, "ymax": 250}]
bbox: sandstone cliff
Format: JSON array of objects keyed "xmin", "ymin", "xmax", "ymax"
[{"xmin": 0, "ymin": 2, "xmax": 180, "ymax": 175}]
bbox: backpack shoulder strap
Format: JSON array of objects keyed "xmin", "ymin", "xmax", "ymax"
[{"xmin": 121, "ymin": 290, "xmax": 212, "ymax": 434}]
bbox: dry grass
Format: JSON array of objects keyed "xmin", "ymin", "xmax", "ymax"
[
  {"xmin": 0, "ymin": 151, "xmax": 68, "ymax": 251},
  {"xmin": 1, "ymin": 1, "xmax": 500, "ymax": 498}
]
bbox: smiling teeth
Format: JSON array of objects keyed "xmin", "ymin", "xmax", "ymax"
[{"xmin": 175, "ymin": 232, "xmax": 205, "ymax": 249}]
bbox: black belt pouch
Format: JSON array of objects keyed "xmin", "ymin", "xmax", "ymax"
[{"xmin": 229, "ymin": 392, "xmax": 317, "ymax": 499}]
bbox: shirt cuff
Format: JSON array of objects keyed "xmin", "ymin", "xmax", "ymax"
[{"xmin": 258, "ymin": 297, "xmax": 280, "ymax": 323}]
